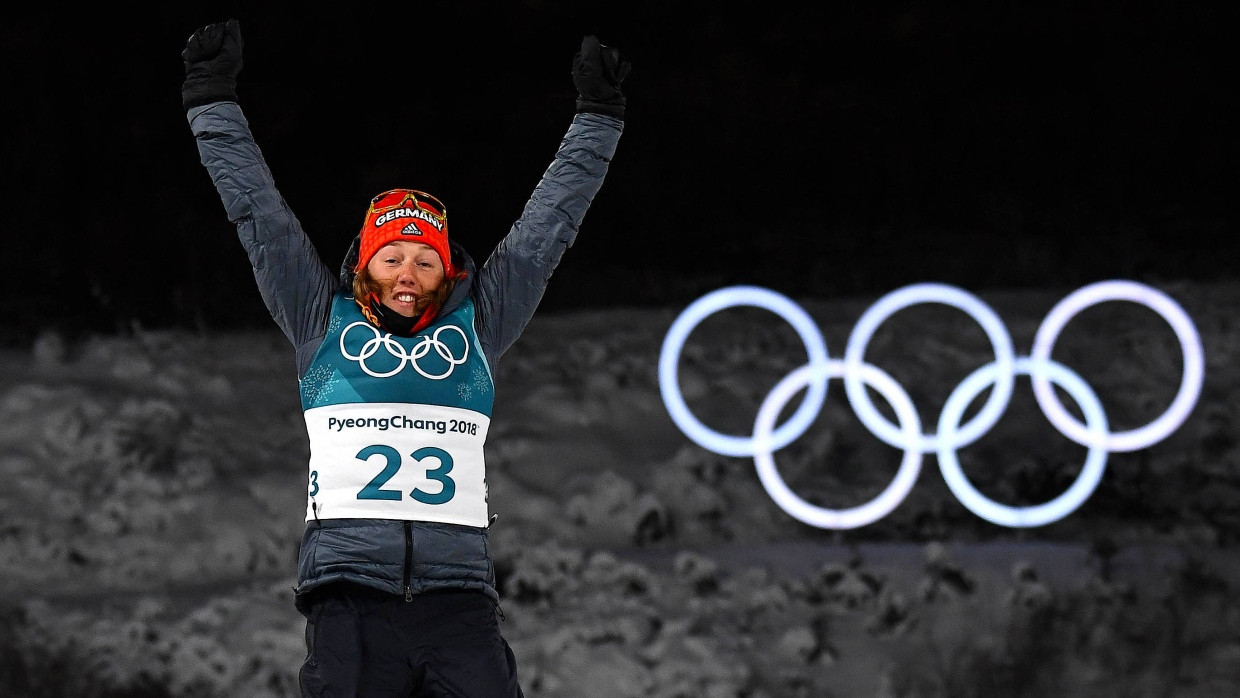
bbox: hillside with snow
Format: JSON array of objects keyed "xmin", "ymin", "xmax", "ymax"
[{"xmin": 2, "ymin": 279, "xmax": 1239, "ymax": 697}]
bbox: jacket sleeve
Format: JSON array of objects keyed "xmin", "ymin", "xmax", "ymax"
[
  {"xmin": 473, "ymin": 112, "xmax": 624, "ymax": 365},
  {"xmin": 186, "ymin": 101, "xmax": 336, "ymax": 375}
]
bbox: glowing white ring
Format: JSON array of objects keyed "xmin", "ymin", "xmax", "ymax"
[
  {"xmin": 843, "ymin": 283, "xmax": 1015, "ymax": 452},
  {"xmin": 1030, "ymin": 280, "xmax": 1204, "ymax": 452},
  {"xmin": 658, "ymin": 286, "xmax": 830, "ymax": 457},
  {"xmin": 754, "ymin": 360, "xmax": 923, "ymax": 529},
  {"xmin": 658, "ymin": 281, "xmax": 1203, "ymax": 529},
  {"xmin": 937, "ymin": 357, "xmax": 1108, "ymax": 528}
]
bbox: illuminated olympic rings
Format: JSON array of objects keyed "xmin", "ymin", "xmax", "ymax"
[{"xmin": 658, "ymin": 281, "xmax": 1205, "ymax": 529}]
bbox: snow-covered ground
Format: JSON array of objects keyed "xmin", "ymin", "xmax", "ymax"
[{"xmin": 2, "ymin": 279, "xmax": 1239, "ymax": 697}]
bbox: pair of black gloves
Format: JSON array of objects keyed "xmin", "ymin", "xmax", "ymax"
[{"xmin": 181, "ymin": 20, "xmax": 630, "ymax": 118}]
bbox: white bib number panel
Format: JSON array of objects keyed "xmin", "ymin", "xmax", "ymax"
[{"xmin": 304, "ymin": 403, "xmax": 490, "ymax": 527}]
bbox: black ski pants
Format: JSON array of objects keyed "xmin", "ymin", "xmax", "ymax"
[{"xmin": 297, "ymin": 583, "xmax": 524, "ymax": 697}]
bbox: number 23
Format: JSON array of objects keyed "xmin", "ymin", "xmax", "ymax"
[{"xmin": 351, "ymin": 444, "xmax": 456, "ymax": 504}]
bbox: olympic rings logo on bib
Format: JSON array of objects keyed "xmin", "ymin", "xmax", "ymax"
[
  {"xmin": 658, "ymin": 281, "xmax": 1204, "ymax": 530},
  {"xmin": 341, "ymin": 322, "xmax": 469, "ymax": 379}
]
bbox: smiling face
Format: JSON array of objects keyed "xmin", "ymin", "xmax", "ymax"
[{"xmin": 365, "ymin": 240, "xmax": 447, "ymax": 317}]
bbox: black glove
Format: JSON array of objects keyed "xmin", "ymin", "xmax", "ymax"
[
  {"xmin": 181, "ymin": 19, "xmax": 244, "ymax": 111},
  {"xmin": 572, "ymin": 35, "xmax": 630, "ymax": 119}
]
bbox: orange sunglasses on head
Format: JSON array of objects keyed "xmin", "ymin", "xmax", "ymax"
[{"xmin": 366, "ymin": 189, "xmax": 447, "ymax": 222}]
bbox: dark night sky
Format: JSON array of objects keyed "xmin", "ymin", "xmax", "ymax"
[{"xmin": 2, "ymin": 1, "xmax": 1236, "ymax": 342}]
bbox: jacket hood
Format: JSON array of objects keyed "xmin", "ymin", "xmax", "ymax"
[{"xmin": 339, "ymin": 233, "xmax": 476, "ymax": 318}]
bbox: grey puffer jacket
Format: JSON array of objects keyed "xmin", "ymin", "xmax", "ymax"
[{"xmin": 187, "ymin": 101, "xmax": 622, "ymax": 605}]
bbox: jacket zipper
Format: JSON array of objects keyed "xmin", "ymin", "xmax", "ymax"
[{"xmin": 403, "ymin": 521, "xmax": 413, "ymax": 602}]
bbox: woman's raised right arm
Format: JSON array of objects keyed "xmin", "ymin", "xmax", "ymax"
[{"xmin": 183, "ymin": 21, "xmax": 336, "ymax": 373}]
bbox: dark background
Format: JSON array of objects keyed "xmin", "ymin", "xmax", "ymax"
[{"xmin": 2, "ymin": 0, "xmax": 1236, "ymax": 344}]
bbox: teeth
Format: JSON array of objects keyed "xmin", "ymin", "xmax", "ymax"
[{"xmin": 396, "ymin": 294, "xmax": 416, "ymax": 302}]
